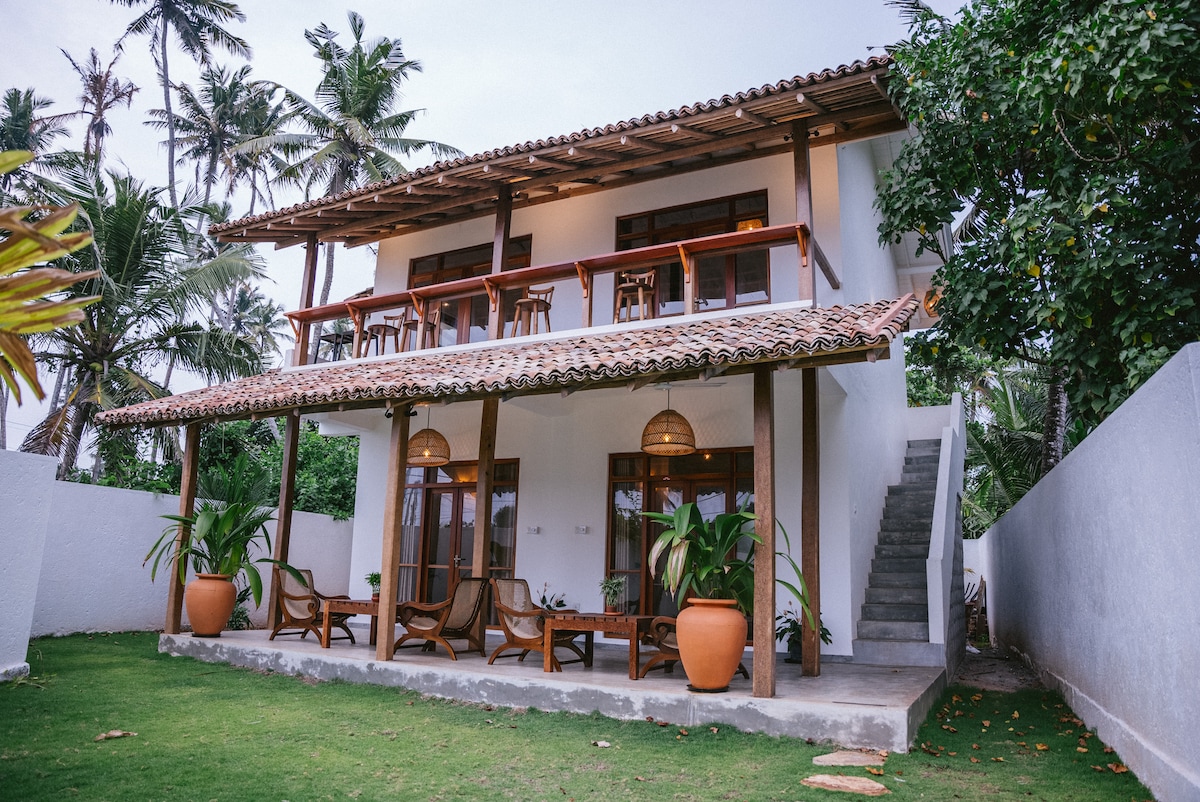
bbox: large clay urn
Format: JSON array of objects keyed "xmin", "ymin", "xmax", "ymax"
[
  {"xmin": 185, "ymin": 573, "xmax": 237, "ymax": 637},
  {"xmin": 675, "ymin": 598, "xmax": 747, "ymax": 692}
]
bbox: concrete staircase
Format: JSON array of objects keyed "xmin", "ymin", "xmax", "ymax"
[{"xmin": 853, "ymin": 439, "xmax": 946, "ymax": 667}]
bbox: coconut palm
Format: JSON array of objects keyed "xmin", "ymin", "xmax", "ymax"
[
  {"xmin": 20, "ymin": 163, "xmax": 261, "ymax": 477},
  {"xmin": 243, "ymin": 11, "xmax": 461, "ymax": 358},
  {"xmin": 61, "ymin": 46, "xmax": 139, "ymax": 164},
  {"xmin": 0, "ymin": 88, "xmax": 76, "ymax": 198},
  {"xmin": 110, "ymin": 0, "xmax": 249, "ymax": 208},
  {"xmin": 223, "ymin": 80, "xmax": 289, "ymax": 216}
]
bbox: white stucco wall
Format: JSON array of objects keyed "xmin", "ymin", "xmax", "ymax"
[
  {"xmin": 0, "ymin": 450, "xmax": 57, "ymax": 680},
  {"xmin": 984, "ymin": 343, "xmax": 1200, "ymax": 802},
  {"xmin": 0, "ymin": 472, "xmax": 355, "ymax": 638}
]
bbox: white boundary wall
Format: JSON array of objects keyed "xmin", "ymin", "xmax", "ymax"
[
  {"xmin": 0, "ymin": 449, "xmax": 353, "ymax": 644},
  {"xmin": 983, "ymin": 343, "xmax": 1200, "ymax": 802}
]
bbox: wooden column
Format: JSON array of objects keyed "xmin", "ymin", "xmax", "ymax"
[
  {"xmin": 166, "ymin": 423, "xmax": 201, "ymax": 634},
  {"xmin": 752, "ymin": 365, "xmax": 777, "ymax": 698},
  {"xmin": 267, "ymin": 409, "xmax": 301, "ymax": 629},
  {"xmin": 792, "ymin": 121, "xmax": 815, "ymax": 305},
  {"xmin": 487, "ymin": 186, "xmax": 512, "ymax": 340},
  {"xmin": 801, "ymin": 367, "xmax": 821, "ymax": 676},
  {"xmin": 294, "ymin": 234, "xmax": 319, "ymax": 366},
  {"xmin": 471, "ymin": 396, "xmax": 500, "ymax": 650},
  {"xmin": 376, "ymin": 406, "xmax": 412, "ymax": 660}
]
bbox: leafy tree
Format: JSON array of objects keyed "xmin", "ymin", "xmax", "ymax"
[
  {"xmin": 243, "ymin": 11, "xmax": 461, "ymax": 358},
  {"xmin": 0, "ymin": 89, "xmax": 75, "ymax": 197},
  {"xmin": 274, "ymin": 422, "xmax": 359, "ymax": 520},
  {"xmin": 879, "ymin": 0, "xmax": 1200, "ymax": 473},
  {"xmin": 110, "ymin": 0, "xmax": 250, "ymax": 208},
  {"xmin": 61, "ymin": 46, "xmax": 139, "ymax": 164}
]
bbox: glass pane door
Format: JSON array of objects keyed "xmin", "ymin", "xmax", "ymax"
[{"xmin": 422, "ymin": 488, "xmax": 476, "ymax": 602}]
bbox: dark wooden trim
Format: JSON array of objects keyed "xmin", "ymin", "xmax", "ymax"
[
  {"xmin": 268, "ymin": 410, "xmax": 301, "ymax": 629},
  {"xmin": 472, "ymin": 397, "xmax": 499, "ymax": 579},
  {"xmin": 295, "ymin": 234, "xmax": 318, "ymax": 366},
  {"xmin": 489, "ymin": 188, "xmax": 512, "ymax": 339},
  {"xmin": 800, "ymin": 368, "xmax": 821, "ymax": 676},
  {"xmin": 752, "ymin": 365, "xmax": 777, "ymax": 697},
  {"xmin": 166, "ymin": 423, "xmax": 201, "ymax": 634},
  {"xmin": 792, "ymin": 121, "xmax": 814, "ymax": 304},
  {"xmin": 377, "ymin": 406, "xmax": 412, "ymax": 660}
]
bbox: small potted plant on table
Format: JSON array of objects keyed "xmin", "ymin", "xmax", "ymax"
[
  {"xmin": 598, "ymin": 575, "xmax": 626, "ymax": 614},
  {"xmin": 365, "ymin": 572, "xmax": 382, "ymax": 601}
]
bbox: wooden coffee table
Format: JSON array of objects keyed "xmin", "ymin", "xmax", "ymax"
[
  {"xmin": 320, "ymin": 599, "xmax": 400, "ymax": 648},
  {"xmin": 542, "ymin": 613, "xmax": 653, "ymax": 679}
]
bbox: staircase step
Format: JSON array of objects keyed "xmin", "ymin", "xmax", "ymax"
[
  {"xmin": 872, "ymin": 557, "xmax": 926, "ymax": 574},
  {"xmin": 883, "ymin": 502, "xmax": 934, "ymax": 517},
  {"xmin": 866, "ymin": 586, "xmax": 928, "ymax": 605},
  {"xmin": 875, "ymin": 544, "xmax": 928, "ymax": 559},
  {"xmin": 853, "ymin": 638, "xmax": 945, "ymax": 667},
  {"xmin": 857, "ymin": 620, "xmax": 930, "ymax": 641},
  {"xmin": 905, "ymin": 453, "xmax": 941, "ymax": 466},
  {"xmin": 880, "ymin": 516, "xmax": 932, "ymax": 530},
  {"xmin": 878, "ymin": 530, "xmax": 931, "ymax": 546},
  {"xmin": 887, "ymin": 485, "xmax": 936, "ymax": 498},
  {"xmin": 868, "ymin": 571, "xmax": 926, "ymax": 588},
  {"xmin": 900, "ymin": 470, "xmax": 939, "ymax": 484},
  {"xmin": 862, "ymin": 603, "xmax": 929, "ymax": 622},
  {"xmin": 907, "ymin": 439, "xmax": 942, "ymax": 450}
]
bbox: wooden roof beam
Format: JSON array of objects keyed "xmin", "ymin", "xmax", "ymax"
[
  {"xmin": 670, "ymin": 123, "xmax": 718, "ymax": 141},
  {"xmin": 566, "ymin": 144, "xmax": 621, "ymax": 162},
  {"xmin": 482, "ymin": 163, "xmax": 534, "ymax": 180},
  {"xmin": 436, "ymin": 173, "xmax": 496, "ymax": 190},
  {"xmin": 796, "ymin": 93, "xmax": 848, "ymax": 132},
  {"xmin": 734, "ymin": 107, "xmax": 774, "ymax": 127},
  {"xmin": 526, "ymin": 154, "xmax": 577, "ymax": 172},
  {"xmin": 619, "ymin": 134, "xmax": 666, "ymax": 152}
]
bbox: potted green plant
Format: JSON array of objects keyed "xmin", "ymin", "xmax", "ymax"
[
  {"xmin": 365, "ymin": 572, "xmax": 382, "ymax": 601},
  {"xmin": 645, "ymin": 503, "xmax": 759, "ymax": 691},
  {"xmin": 775, "ymin": 605, "xmax": 833, "ymax": 663},
  {"xmin": 598, "ymin": 575, "xmax": 626, "ymax": 614},
  {"xmin": 145, "ymin": 456, "xmax": 299, "ymax": 637}
]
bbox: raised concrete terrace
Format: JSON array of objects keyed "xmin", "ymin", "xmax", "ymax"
[{"xmin": 161, "ymin": 629, "xmax": 946, "ymax": 752}]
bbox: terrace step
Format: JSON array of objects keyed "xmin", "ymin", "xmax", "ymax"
[
  {"xmin": 868, "ymin": 571, "xmax": 927, "ymax": 588},
  {"xmin": 857, "ymin": 620, "xmax": 930, "ymax": 641},
  {"xmin": 871, "ymin": 557, "xmax": 927, "ymax": 574},
  {"xmin": 875, "ymin": 544, "xmax": 929, "ymax": 560},
  {"xmin": 862, "ymin": 603, "xmax": 929, "ymax": 622},
  {"xmin": 866, "ymin": 586, "xmax": 928, "ymax": 605}
]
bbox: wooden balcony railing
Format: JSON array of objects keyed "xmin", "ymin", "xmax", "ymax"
[{"xmin": 286, "ymin": 222, "xmax": 825, "ymax": 366}]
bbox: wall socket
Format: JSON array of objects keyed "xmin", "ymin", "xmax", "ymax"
[
  {"xmin": 574, "ymin": 525, "xmax": 589, "ymax": 534},
  {"xmin": 525, "ymin": 526, "xmax": 540, "ymax": 534}
]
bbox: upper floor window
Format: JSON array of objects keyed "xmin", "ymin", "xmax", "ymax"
[
  {"xmin": 616, "ymin": 191, "xmax": 769, "ymax": 315},
  {"xmin": 409, "ymin": 236, "xmax": 532, "ymax": 345}
]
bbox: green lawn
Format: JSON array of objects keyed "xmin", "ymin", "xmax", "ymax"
[{"xmin": 1, "ymin": 633, "xmax": 1153, "ymax": 801}]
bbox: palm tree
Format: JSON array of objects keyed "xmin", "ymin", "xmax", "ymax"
[
  {"xmin": 224, "ymin": 80, "xmax": 289, "ymax": 216},
  {"xmin": 61, "ymin": 47, "xmax": 139, "ymax": 164},
  {"xmin": 0, "ymin": 88, "xmax": 75, "ymax": 198},
  {"xmin": 20, "ymin": 163, "xmax": 261, "ymax": 477},
  {"xmin": 243, "ymin": 11, "xmax": 460, "ymax": 358},
  {"xmin": 110, "ymin": 0, "xmax": 249, "ymax": 208}
]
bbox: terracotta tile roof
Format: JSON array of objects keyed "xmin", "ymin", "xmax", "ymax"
[{"xmin": 96, "ymin": 296, "xmax": 916, "ymax": 429}]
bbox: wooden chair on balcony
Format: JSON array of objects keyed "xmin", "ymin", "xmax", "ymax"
[
  {"xmin": 360, "ymin": 309, "xmax": 408, "ymax": 357},
  {"xmin": 509, "ymin": 286, "xmax": 553, "ymax": 337},
  {"xmin": 395, "ymin": 577, "xmax": 488, "ymax": 660},
  {"xmin": 487, "ymin": 577, "xmax": 590, "ymax": 670},
  {"xmin": 268, "ymin": 567, "xmax": 356, "ymax": 644},
  {"xmin": 613, "ymin": 269, "xmax": 656, "ymax": 324},
  {"xmin": 638, "ymin": 615, "xmax": 749, "ymax": 679}
]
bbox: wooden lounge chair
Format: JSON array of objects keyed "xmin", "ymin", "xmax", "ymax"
[
  {"xmin": 638, "ymin": 615, "xmax": 749, "ymax": 679},
  {"xmin": 269, "ymin": 567, "xmax": 355, "ymax": 643},
  {"xmin": 487, "ymin": 578, "xmax": 590, "ymax": 670},
  {"xmin": 395, "ymin": 577, "xmax": 488, "ymax": 660}
]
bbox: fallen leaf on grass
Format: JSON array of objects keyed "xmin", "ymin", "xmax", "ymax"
[
  {"xmin": 1035, "ymin": 743, "xmax": 1050, "ymax": 751},
  {"xmin": 1108, "ymin": 763, "xmax": 1129, "ymax": 774},
  {"xmin": 982, "ymin": 720, "xmax": 991, "ymax": 727},
  {"xmin": 1077, "ymin": 747, "xmax": 1089, "ymax": 753},
  {"xmin": 991, "ymin": 757, "xmax": 1005, "ymax": 762},
  {"xmin": 1103, "ymin": 746, "xmax": 1114, "ymax": 754},
  {"xmin": 94, "ymin": 730, "xmax": 136, "ymax": 742},
  {"xmin": 709, "ymin": 727, "xmax": 719, "ymax": 734},
  {"xmin": 678, "ymin": 729, "xmax": 688, "ymax": 736},
  {"xmin": 1012, "ymin": 710, "xmax": 1020, "ymax": 719},
  {"xmin": 1092, "ymin": 765, "xmax": 1107, "ymax": 772},
  {"xmin": 865, "ymin": 767, "xmax": 885, "ymax": 775},
  {"xmin": 970, "ymin": 757, "xmax": 981, "ymax": 764},
  {"xmin": 634, "ymin": 776, "xmax": 647, "ymax": 782},
  {"xmin": 941, "ymin": 725, "xmax": 958, "ymax": 733},
  {"xmin": 971, "ymin": 694, "xmax": 983, "ymax": 702},
  {"xmin": 592, "ymin": 740, "xmax": 611, "ymax": 748},
  {"xmin": 655, "ymin": 720, "xmax": 669, "ymax": 727},
  {"xmin": 972, "ymin": 744, "xmax": 980, "ymax": 750}
]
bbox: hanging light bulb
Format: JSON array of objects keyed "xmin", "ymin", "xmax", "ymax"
[
  {"xmin": 407, "ymin": 406, "xmax": 450, "ymax": 466},
  {"xmin": 641, "ymin": 386, "xmax": 696, "ymax": 456}
]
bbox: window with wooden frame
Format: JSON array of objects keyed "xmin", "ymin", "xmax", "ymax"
[
  {"xmin": 607, "ymin": 448, "xmax": 755, "ymax": 617},
  {"xmin": 396, "ymin": 460, "xmax": 519, "ymax": 612},
  {"xmin": 409, "ymin": 236, "xmax": 532, "ymax": 345},
  {"xmin": 615, "ymin": 191, "xmax": 769, "ymax": 316}
]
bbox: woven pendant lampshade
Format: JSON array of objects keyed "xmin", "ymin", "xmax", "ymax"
[
  {"xmin": 641, "ymin": 387, "xmax": 696, "ymax": 455},
  {"xmin": 407, "ymin": 407, "xmax": 450, "ymax": 466}
]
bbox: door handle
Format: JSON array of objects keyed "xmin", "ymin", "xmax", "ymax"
[{"xmin": 453, "ymin": 555, "xmax": 462, "ymax": 567}]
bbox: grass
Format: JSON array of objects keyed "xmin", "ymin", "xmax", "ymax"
[{"xmin": 0, "ymin": 633, "xmax": 1154, "ymax": 801}]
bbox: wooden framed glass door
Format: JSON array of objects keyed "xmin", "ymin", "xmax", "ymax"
[{"xmin": 422, "ymin": 487, "xmax": 476, "ymax": 603}]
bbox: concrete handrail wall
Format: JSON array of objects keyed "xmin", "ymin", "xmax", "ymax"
[{"xmin": 926, "ymin": 392, "xmax": 965, "ymax": 645}]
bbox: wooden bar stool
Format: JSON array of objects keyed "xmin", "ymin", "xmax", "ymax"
[
  {"xmin": 614, "ymin": 269, "xmax": 656, "ymax": 324},
  {"xmin": 361, "ymin": 310, "xmax": 406, "ymax": 357},
  {"xmin": 509, "ymin": 286, "xmax": 554, "ymax": 337}
]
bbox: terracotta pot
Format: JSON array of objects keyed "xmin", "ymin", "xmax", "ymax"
[
  {"xmin": 185, "ymin": 573, "xmax": 237, "ymax": 637},
  {"xmin": 675, "ymin": 598, "xmax": 747, "ymax": 692},
  {"xmin": 371, "ymin": 593, "xmax": 380, "ymax": 603},
  {"xmin": 604, "ymin": 604, "xmax": 619, "ymax": 615}
]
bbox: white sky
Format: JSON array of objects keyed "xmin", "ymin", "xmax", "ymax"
[{"xmin": 2, "ymin": 0, "xmax": 959, "ymax": 447}]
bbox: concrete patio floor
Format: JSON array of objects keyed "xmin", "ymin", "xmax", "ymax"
[{"xmin": 160, "ymin": 627, "xmax": 946, "ymax": 752}]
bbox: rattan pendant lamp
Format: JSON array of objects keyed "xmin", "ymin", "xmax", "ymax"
[
  {"xmin": 640, "ymin": 386, "xmax": 696, "ymax": 456},
  {"xmin": 407, "ymin": 405, "xmax": 451, "ymax": 466}
]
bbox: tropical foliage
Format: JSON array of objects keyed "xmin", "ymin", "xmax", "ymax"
[
  {"xmin": 645, "ymin": 504, "xmax": 759, "ymax": 614},
  {"xmin": 879, "ymin": 0, "xmax": 1200, "ymax": 466}
]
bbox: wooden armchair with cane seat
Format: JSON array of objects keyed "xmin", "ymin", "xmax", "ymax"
[
  {"xmin": 395, "ymin": 577, "xmax": 488, "ymax": 660},
  {"xmin": 269, "ymin": 567, "xmax": 356, "ymax": 644},
  {"xmin": 638, "ymin": 615, "xmax": 749, "ymax": 679},
  {"xmin": 488, "ymin": 578, "xmax": 591, "ymax": 670}
]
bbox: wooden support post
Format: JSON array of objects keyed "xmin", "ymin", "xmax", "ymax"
[
  {"xmin": 267, "ymin": 410, "xmax": 301, "ymax": 630},
  {"xmin": 295, "ymin": 234, "xmax": 318, "ymax": 366},
  {"xmin": 471, "ymin": 396, "xmax": 500, "ymax": 649},
  {"xmin": 377, "ymin": 406, "xmax": 412, "ymax": 660},
  {"xmin": 801, "ymin": 367, "xmax": 821, "ymax": 677},
  {"xmin": 679, "ymin": 246, "xmax": 697, "ymax": 315},
  {"xmin": 488, "ymin": 187, "xmax": 512, "ymax": 340},
  {"xmin": 752, "ymin": 365, "xmax": 777, "ymax": 698},
  {"xmin": 792, "ymin": 121, "xmax": 815, "ymax": 305},
  {"xmin": 166, "ymin": 423, "xmax": 201, "ymax": 634}
]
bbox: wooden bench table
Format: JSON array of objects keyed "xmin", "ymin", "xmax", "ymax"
[
  {"xmin": 542, "ymin": 613, "xmax": 653, "ymax": 679},
  {"xmin": 321, "ymin": 599, "xmax": 402, "ymax": 648}
]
